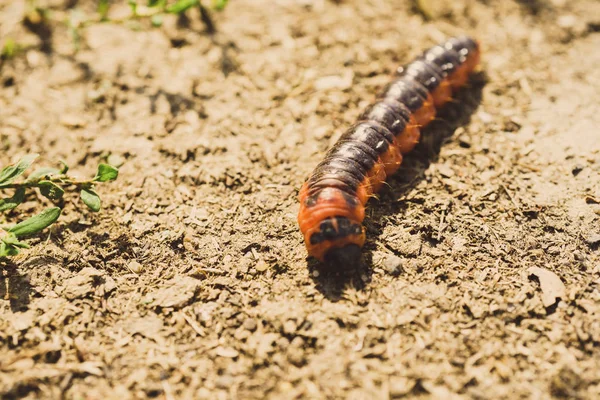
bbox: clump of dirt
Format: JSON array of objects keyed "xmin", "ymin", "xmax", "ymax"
[{"xmin": 1, "ymin": 0, "xmax": 599, "ymax": 398}]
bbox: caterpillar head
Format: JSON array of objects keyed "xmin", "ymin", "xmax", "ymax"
[{"xmin": 306, "ymin": 216, "xmax": 366, "ymax": 265}]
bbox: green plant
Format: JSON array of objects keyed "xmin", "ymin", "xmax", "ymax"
[
  {"xmin": 93, "ymin": 0, "xmax": 229, "ymax": 27},
  {"xmin": 113, "ymin": 0, "xmax": 229, "ymax": 27},
  {"xmin": 1, "ymin": 38, "xmax": 18, "ymax": 60},
  {"xmin": 7, "ymin": 0, "xmax": 231, "ymax": 58},
  {"xmin": 0, "ymin": 154, "xmax": 119, "ymax": 258}
]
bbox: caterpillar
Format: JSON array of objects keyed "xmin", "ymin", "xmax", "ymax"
[{"xmin": 298, "ymin": 36, "xmax": 481, "ymax": 265}]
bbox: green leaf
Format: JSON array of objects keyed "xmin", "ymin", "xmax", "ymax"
[
  {"xmin": 38, "ymin": 180, "xmax": 65, "ymax": 200},
  {"xmin": 0, "ymin": 241, "xmax": 20, "ymax": 257},
  {"xmin": 59, "ymin": 160, "xmax": 69, "ymax": 174},
  {"xmin": 98, "ymin": 0, "xmax": 110, "ymax": 20},
  {"xmin": 128, "ymin": 0, "xmax": 138, "ymax": 15},
  {"xmin": 7, "ymin": 207, "xmax": 61, "ymax": 237},
  {"xmin": 213, "ymin": 0, "xmax": 228, "ymax": 10},
  {"xmin": 94, "ymin": 163, "xmax": 119, "ymax": 182},
  {"xmin": 0, "ymin": 232, "xmax": 28, "ymax": 257},
  {"xmin": 166, "ymin": 0, "xmax": 198, "ymax": 14},
  {"xmin": 0, "ymin": 188, "xmax": 26, "ymax": 212},
  {"xmin": 0, "ymin": 154, "xmax": 38, "ymax": 186},
  {"xmin": 81, "ymin": 188, "xmax": 101, "ymax": 212},
  {"xmin": 0, "ymin": 242, "xmax": 8, "ymax": 257},
  {"xmin": 26, "ymin": 167, "xmax": 61, "ymax": 183},
  {"xmin": 1, "ymin": 38, "xmax": 17, "ymax": 59},
  {"xmin": 2, "ymin": 233, "xmax": 30, "ymax": 249}
]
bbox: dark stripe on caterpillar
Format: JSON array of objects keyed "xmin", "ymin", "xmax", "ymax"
[{"xmin": 298, "ymin": 35, "xmax": 481, "ymax": 264}]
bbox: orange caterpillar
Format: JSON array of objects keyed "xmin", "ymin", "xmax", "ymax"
[{"xmin": 298, "ymin": 36, "xmax": 481, "ymax": 264}]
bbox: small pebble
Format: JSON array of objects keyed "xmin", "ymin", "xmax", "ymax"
[
  {"xmin": 60, "ymin": 114, "xmax": 87, "ymax": 129},
  {"xmin": 437, "ymin": 164, "xmax": 454, "ymax": 178},
  {"xmin": 382, "ymin": 254, "xmax": 403, "ymax": 276},
  {"xmin": 287, "ymin": 348, "xmax": 305, "ymax": 366},
  {"xmin": 283, "ymin": 320, "xmax": 297, "ymax": 335},
  {"xmin": 585, "ymin": 233, "xmax": 600, "ymax": 246},
  {"xmin": 290, "ymin": 337, "xmax": 304, "ymax": 348},
  {"xmin": 255, "ymin": 260, "xmax": 269, "ymax": 272},
  {"xmin": 243, "ymin": 318, "xmax": 258, "ymax": 332},
  {"xmin": 557, "ymin": 15, "xmax": 577, "ymax": 29},
  {"xmin": 478, "ymin": 111, "xmax": 493, "ymax": 123},
  {"xmin": 314, "ymin": 72, "xmax": 353, "ymax": 91},
  {"xmin": 128, "ymin": 260, "xmax": 143, "ymax": 274},
  {"xmin": 215, "ymin": 347, "xmax": 239, "ymax": 358}
]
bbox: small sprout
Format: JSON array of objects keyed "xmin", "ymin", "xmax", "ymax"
[
  {"xmin": 15, "ymin": 0, "xmax": 230, "ymax": 57},
  {"xmin": 98, "ymin": 0, "xmax": 110, "ymax": 21},
  {"xmin": 0, "ymin": 155, "xmax": 119, "ymax": 259},
  {"xmin": 128, "ymin": 0, "xmax": 139, "ymax": 16},
  {"xmin": 80, "ymin": 188, "xmax": 101, "ymax": 212},
  {"xmin": 68, "ymin": 9, "xmax": 85, "ymax": 51},
  {"xmin": 1, "ymin": 207, "xmax": 60, "ymax": 257},
  {"xmin": 1, "ymin": 38, "xmax": 18, "ymax": 59}
]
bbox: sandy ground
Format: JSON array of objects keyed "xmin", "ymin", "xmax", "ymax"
[{"xmin": 1, "ymin": 0, "xmax": 600, "ymax": 398}]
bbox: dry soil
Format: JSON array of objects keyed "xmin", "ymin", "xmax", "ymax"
[{"xmin": 1, "ymin": 0, "xmax": 600, "ymax": 399}]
